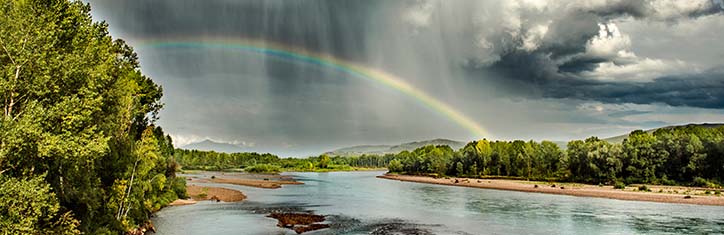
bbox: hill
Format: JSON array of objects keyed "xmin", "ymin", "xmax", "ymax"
[
  {"xmin": 180, "ymin": 139, "xmax": 247, "ymax": 153},
  {"xmin": 603, "ymin": 123, "xmax": 724, "ymax": 144},
  {"xmin": 326, "ymin": 138, "xmax": 465, "ymax": 156}
]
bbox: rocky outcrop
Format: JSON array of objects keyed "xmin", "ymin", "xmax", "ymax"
[{"xmin": 267, "ymin": 213, "xmax": 330, "ymax": 234}]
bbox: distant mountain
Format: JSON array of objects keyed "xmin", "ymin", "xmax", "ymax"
[
  {"xmin": 326, "ymin": 138, "xmax": 465, "ymax": 156},
  {"xmin": 330, "ymin": 145, "xmax": 392, "ymax": 155},
  {"xmin": 180, "ymin": 139, "xmax": 246, "ymax": 153},
  {"xmin": 388, "ymin": 139, "xmax": 466, "ymax": 153},
  {"xmin": 603, "ymin": 123, "xmax": 724, "ymax": 144}
]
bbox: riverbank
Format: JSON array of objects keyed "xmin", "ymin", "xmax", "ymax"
[
  {"xmin": 210, "ymin": 177, "xmax": 303, "ymax": 189},
  {"xmin": 187, "ymin": 185, "xmax": 247, "ymax": 202},
  {"xmin": 378, "ymin": 174, "xmax": 724, "ymax": 206},
  {"xmin": 182, "ymin": 171, "xmax": 304, "ymax": 189}
]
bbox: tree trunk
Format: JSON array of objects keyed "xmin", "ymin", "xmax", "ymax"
[
  {"xmin": 117, "ymin": 158, "xmax": 139, "ymax": 220},
  {"xmin": 5, "ymin": 65, "xmax": 20, "ymax": 117}
]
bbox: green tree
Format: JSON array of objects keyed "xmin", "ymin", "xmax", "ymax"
[
  {"xmin": 388, "ymin": 159, "xmax": 403, "ymax": 173},
  {"xmin": 0, "ymin": 175, "xmax": 80, "ymax": 234},
  {"xmin": 0, "ymin": 0, "xmax": 180, "ymax": 233},
  {"xmin": 318, "ymin": 154, "xmax": 331, "ymax": 168}
]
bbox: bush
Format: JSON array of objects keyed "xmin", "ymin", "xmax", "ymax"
[
  {"xmin": 693, "ymin": 177, "xmax": 718, "ymax": 188},
  {"xmin": 245, "ymin": 164, "xmax": 282, "ymax": 174},
  {"xmin": 171, "ymin": 177, "xmax": 188, "ymax": 199},
  {"xmin": 614, "ymin": 182, "xmax": 626, "ymax": 189},
  {"xmin": 638, "ymin": 185, "xmax": 650, "ymax": 192},
  {"xmin": 659, "ymin": 176, "xmax": 677, "ymax": 186}
]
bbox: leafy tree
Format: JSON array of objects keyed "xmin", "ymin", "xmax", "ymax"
[
  {"xmin": 0, "ymin": 0, "xmax": 181, "ymax": 233},
  {"xmin": 387, "ymin": 159, "xmax": 403, "ymax": 173},
  {"xmin": 0, "ymin": 175, "xmax": 80, "ymax": 234}
]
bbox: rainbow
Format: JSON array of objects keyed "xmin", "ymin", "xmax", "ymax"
[{"xmin": 138, "ymin": 37, "xmax": 489, "ymax": 138}]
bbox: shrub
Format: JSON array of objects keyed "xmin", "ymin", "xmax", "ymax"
[
  {"xmin": 614, "ymin": 182, "xmax": 626, "ymax": 189},
  {"xmin": 693, "ymin": 177, "xmax": 718, "ymax": 188},
  {"xmin": 715, "ymin": 190, "xmax": 721, "ymax": 195},
  {"xmin": 659, "ymin": 176, "xmax": 677, "ymax": 186},
  {"xmin": 171, "ymin": 177, "xmax": 188, "ymax": 199},
  {"xmin": 245, "ymin": 164, "xmax": 282, "ymax": 174},
  {"xmin": 638, "ymin": 185, "xmax": 650, "ymax": 192}
]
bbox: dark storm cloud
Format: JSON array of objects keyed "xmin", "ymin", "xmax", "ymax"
[
  {"xmin": 586, "ymin": 0, "xmax": 724, "ymax": 20},
  {"xmin": 544, "ymin": 68, "xmax": 724, "ymax": 109},
  {"xmin": 472, "ymin": 0, "xmax": 724, "ymax": 109}
]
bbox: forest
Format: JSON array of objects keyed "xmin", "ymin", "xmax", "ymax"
[
  {"xmin": 1, "ymin": 1, "xmax": 185, "ymax": 234},
  {"xmin": 174, "ymin": 149, "xmax": 391, "ymax": 172},
  {"xmin": 174, "ymin": 125, "xmax": 724, "ymax": 188},
  {"xmin": 389, "ymin": 125, "xmax": 724, "ymax": 187}
]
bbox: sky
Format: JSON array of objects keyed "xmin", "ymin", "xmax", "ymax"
[{"xmin": 87, "ymin": 0, "xmax": 724, "ymax": 156}]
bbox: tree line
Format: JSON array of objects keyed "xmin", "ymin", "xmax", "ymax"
[
  {"xmin": 388, "ymin": 125, "xmax": 724, "ymax": 187},
  {"xmin": 1, "ymin": 1, "xmax": 185, "ymax": 234},
  {"xmin": 174, "ymin": 149, "xmax": 391, "ymax": 172},
  {"xmin": 175, "ymin": 124, "xmax": 724, "ymax": 188},
  {"xmin": 174, "ymin": 149, "xmax": 280, "ymax": 170}
]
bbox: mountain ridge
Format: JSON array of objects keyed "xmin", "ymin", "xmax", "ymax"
[
  {"xmin": 603, "ymin": 123, "xmax": 724, "ymax": 144},
  {"xmin": 326, "ymin": 138, "xmax": 466, "ymax": 156},
  {"xmin": 180, "ymin": 139, "xmax": 247, "ymax": 153}
]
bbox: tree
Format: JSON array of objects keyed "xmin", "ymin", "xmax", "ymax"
[
  {"xmin": 388, "ymin": 159, "xmax": 403, "ymax": 173},
  {"xmin": 621, "ymin": 130, "xmax": 666, "ymax": 183},
  {"xmin": 0, "ymin": 175, "xmax": 80, "ymax": 234},
  {"xmin": 318, "ymin": 154, "xmax": 330, "ymax": 168},
  {"xmin": 0, "ymin": 0, "xmax": 179, "ymax": 233}
]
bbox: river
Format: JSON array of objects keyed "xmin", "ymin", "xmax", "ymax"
[{"xmin": 152, "ymin": 171, "xmax": 724, "ymax": 234}]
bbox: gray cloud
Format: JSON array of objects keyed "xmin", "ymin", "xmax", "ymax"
[
  {"xmin": 459, "ymin": 0, "xmax": 724, "ymax": 109},
  {"xmin": 86, "ymin": 0, "xmax": 724, "ymax": 155}
]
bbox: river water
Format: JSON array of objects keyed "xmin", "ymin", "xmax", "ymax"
[{"xmin": 152, "ymin": 171, "xmax": 724, "ymax": 234}]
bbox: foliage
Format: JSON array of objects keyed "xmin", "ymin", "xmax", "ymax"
[
  {"xmin": 318, "ymin": 154, "xmax": 331, "ymax": 168},
  {"xmin": 174, "ymin": 149, "xmax": 280, "ymax": 170},
  {"xmin": 245, "ymin": 164, "xmax": 282, "ymax": 174},
  {"xmin": 387, "ymin": 125, "xmax": 724, "ymax": 187},
  {"xmin": 0, "ymin": 0, "xmax": 181, "ymax": 233},
  {"xmin": 614, "ymin": 182, "xmax": 626, "ymax": 189},
  {"xmin": 388, "ymin": 159, "xmax": 403, "ymax": 173},
  {"xmin": 0, "ymin": 175, "xmax": 80, "ymax": 234},
  {"xmin": 693, "ymin": 177, "xmax": 719, "ymax": 188},
  {"xmin": 175, "ymin": 149, "xmax": 394, "ymax": 172}
]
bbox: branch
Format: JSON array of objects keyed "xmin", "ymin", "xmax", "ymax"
[{"xmin": 0, "ymin": 36, "xmax": 16, "ymax": 65}]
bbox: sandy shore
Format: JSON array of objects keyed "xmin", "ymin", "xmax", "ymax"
[
  {"xmin": 182, "ymin": 172, "xmax": 303, "ymax": 189},
  {"xmin": 209, "ymin": 177, "xmax": 303, "ymax": 189},
  {"xmin": 168, "ymin": 199, "xmax": 197, "ymax": 206},
  {"xmin": 379, "ymin": 174, "xmax": 724, "ymax": 206},
  {"xmin": 185, "ymin": 185, "xmax": 247, "ymax": 202}
]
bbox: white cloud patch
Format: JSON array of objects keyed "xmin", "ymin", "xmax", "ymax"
[
  {"xmin": 520, "ymin": 22, "xmax": 550, "ymax": 51},
  {"xmin": 403, "ymin": 0, "xmax": 436, "ymax": 29},
  {"xmin": 169, "ymin": 133, "xmax": 255, "ymax": 148}
]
